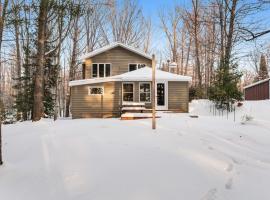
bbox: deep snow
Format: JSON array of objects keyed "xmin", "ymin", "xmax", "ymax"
[{"xmin": 0, "ymin": 100, "xmax": 270, "ymax": 200}]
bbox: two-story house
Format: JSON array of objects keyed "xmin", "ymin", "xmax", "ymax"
[{"xmin": 69, "ymin": 42, "xmax": 191, "ymax": 118}]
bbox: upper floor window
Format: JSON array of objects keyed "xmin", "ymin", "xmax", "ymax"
[
  {"xmin": 92, "ymin": 63, "xmax": 111, "ymax": 78},
  {"xmin": 128, "ymin": 64, "xmax": 146, "ymax": 71}
]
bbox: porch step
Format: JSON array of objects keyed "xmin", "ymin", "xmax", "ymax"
[
  {"xmin": 122, "ymin": 102, "xmax": 145, "ymax": 106},
  {"xmin": 122, "ymin": 107, "xmax": 146, "ymax": 111},
  {"xmin": 121, "ymin": 112, "xmax": 161, "ymax": 120}
]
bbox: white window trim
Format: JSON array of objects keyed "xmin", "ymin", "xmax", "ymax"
[
  {"xmin": 128, "ymin": 63, "xmax": 146, "ymax": 71},
  {"xmin": 122, "ymin": 82, "xmax": 135, "ymax": 102},
  {"xmin": 88, "ymin": 86, "xmax": 104, "ymax": 95},
  {"xmin": 92, "ymin": 63, "xmax": 111, "ymax": 78},
  {"xmin": 139, "ymin": 82, "xmax": 151, "ymax": 103}
]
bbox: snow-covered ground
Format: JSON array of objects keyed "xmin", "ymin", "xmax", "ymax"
[{"xmin": 1, "ymin": 100, "xmax": 270, "ymax": 200}]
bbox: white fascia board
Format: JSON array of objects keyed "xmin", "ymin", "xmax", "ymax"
[
  {"xmin": 79, "ymin": 42, "xmax": 152, "ymax": 61},
  {"xmin": 69, "ymin": 77, "xmax": 190, "ymax": 87},
  {"xmin": 69, "ymin": 78, "xmax": 118, "ymax": 87}
]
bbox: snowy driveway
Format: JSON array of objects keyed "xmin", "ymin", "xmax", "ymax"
[{"xmin": 1, "ymin": 104, "xmax": 270, "ymax": 200}]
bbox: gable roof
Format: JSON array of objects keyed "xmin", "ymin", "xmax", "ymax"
[
  {"xmin": 69, "ymin": 67, "xmax": 192, "ymax": 87},
  {"xmin": 80, "ymin": 42, "xmax": 152, "ymax": 61},
  {"xmin": 243, "ymin": 78, "xmax": 270, "ymax": 89}
]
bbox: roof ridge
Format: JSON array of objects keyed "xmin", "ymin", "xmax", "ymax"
[{"xmin": 79, "ymin": 42, "xmax": 152, "ymax": 61}]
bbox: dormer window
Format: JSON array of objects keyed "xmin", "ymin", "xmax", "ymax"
[
  {"xmin": 128, "ymin": 64, "xmax": 146, "ymax": 71},
  {"xmin": 92, "ymin": 63, "xmax": 111, "ymax": 78}
]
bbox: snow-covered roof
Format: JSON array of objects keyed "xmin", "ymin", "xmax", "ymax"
[
  {"xmin": 243, "ymin": 78, "xmax": 270, "ymax": 89},
  {"xmin": 69, "ymin": 67, "xmax": 192, "ymax": 87},
  {"xmin": 79, "ymin": 42, "xmax": 152, "ymax": 61}
]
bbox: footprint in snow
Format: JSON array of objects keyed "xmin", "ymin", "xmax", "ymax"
[
  {"xmin": 208, "ymin": 146, "xmax": 214, "ymax": 150},
  {"xmin": 201, "ymin": 188, "xmax": 217, "ymax": 200},
  {"xmin": 225, "ymin": 178, "xmax": 233, "ymax": 190},
  {"xmin": 226, "ymin": 163, "xmax": 233, "ymax": 172},
  {"xmin": 176, "ymin": 131, "xmax": 183, "ymax": 136}
]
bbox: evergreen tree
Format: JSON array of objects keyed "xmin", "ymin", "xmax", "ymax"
[
  {"xmin": 14, "ymin": 26, "xmax": 35, "ymax": 121},
  {"xmin": 43, "ymin": 52, "xmax": 58, "ymax": 117},
  {"xmin": 209, "ymin": 60, "xmax": 243, "ymax": 109},
  {"xmin": 258, "ymin": 54, "xmax": 269, "ymax": 80}
]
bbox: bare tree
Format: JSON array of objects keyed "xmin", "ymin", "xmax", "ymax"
[
  {"xmin": 159, "ymin": 6, "xmax": 181, "ymax": 63},
  {"xmin": 108, "ymin": 0, "xmax": 148, "ymax": 48},
  {"xmin": 192, "ymin": 0, "xmax": 202, "ymax": 89},
  {"xmin": 0, "ymin": 0, "xmax": 9, "ymax": 166},
  {"xmin": 65, "ymin": 12, "xmax": 80, "ymax": 117},
  {"xmin": 84, "ymin": 3, "xmax": 107, "ymax": 52},
  {"xmin": 32, "ymin": 0, "xmax": 48, "ymax": 121}
]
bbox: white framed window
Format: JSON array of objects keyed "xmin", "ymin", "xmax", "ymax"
[
  {"xmin": 122, "ymin": 82, "xmax": 134, "ymax": 102},
  {"xmin": 139, "ymin": 82, "xmax": 151, "ymax": 102},
  {"xmin": 92, "ymin": 63, "xmax": 111, "ymax": 78},
  {"xmin": 88, "ymin": 86, "xmax": 104, "ymax": 95},
  {"xmin": 128, "ymin": 63, "xmax": 146, "ymax": 71}
]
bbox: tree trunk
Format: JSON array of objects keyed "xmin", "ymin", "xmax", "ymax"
[
  {"xmin": 0, "ymin": 0, "xmax": 8, "ymax": 50},
  {"xmin": 0, "ymin": 0, "xmax": 8, "ymax": 95},
  {"xmin": 65, "ymin": 16, "xmax": 79, "ymax": 117},
  {"xmin": 32, "ymin": 0, "xmax": 48, "ymax": 121},
  {"xmin": 224, "ymin": 0, "xmax": 238, "ymax": 68},
  {"xmin": 0, "ymin": 118, "xmax": 2, "ymax": 165},
  {"xmin": 13, "ymin": 2, "xmax": 21, "ymax": 86},
  {"xmin": 193, "ymin": 0, "xmax": 202, "ymax": 88}
]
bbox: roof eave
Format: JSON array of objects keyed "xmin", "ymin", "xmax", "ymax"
[
  {"xmin": 243, "ymin": 78, "xmax": 270, "ymax": 89},
  {"xmin": 79, "ymin": 42, "xmax": 152, "ymax": 61}
]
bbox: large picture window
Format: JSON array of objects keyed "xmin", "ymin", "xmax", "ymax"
[
  {"xmin": 122, "ymin": 83, "xmax": 134, "ymax": 102},
  {"xmin": 92, "ymin": 63, "xmax": 111, "ymax": 78},
  {"xmin": 88, "ymin": 87, "xmax": 104, "ymax": 95},
  {"xmin": 128, "ymin": 64, "xmax": 146, "ymax": 71},
  {"xmin": 139, "ymin": 83, "xmax": 151, "ymax": 102}
]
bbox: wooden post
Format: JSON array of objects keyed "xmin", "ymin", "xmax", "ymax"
[
  {"xmin": 101, "ymin": 94, "xmax": 104, "ymax": 118},
  {"xmin": 152, "ymin": 54, "xmax": 156, "ymax": 130}
]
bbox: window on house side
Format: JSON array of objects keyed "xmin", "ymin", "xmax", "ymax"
[
  {"xmin": 89, "ymin": 87, "xmax": 104, "ymax": 95},
  {"xmin": 129, "ymin": 64, "xmax": 137, "ymax": 71},
  {"xmin": 99, "ymin": 64, "xmax": 105, "ymax": 77},
  {"xmin": 92, "ymin": 64, "xmax": 98, "ymax": 77},
  {"xmin": 123, "ymin": 83, "xmax": 134, "ymax": 102},
  {"xmin": 106, "ymin": 64, "xmax": 111, "ymax": 77},
  {"xmin": 128, "ymin": 64, "xmax": 146, "ymax": 71},
  {"xmin": 139, "ymin": 83, "xmax": 151, "ymax": 102},
  {"xmin": 92, "ymin": 64, "xmax": 111, "ymax": 78}
]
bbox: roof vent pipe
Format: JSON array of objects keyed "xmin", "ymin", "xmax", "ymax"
[{"xmin": 169, "ymin": 62, "xmax": 177, "ymax": 73}]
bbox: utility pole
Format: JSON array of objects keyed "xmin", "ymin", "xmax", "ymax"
[{"xmin": 152, "ymin": 54, "xmax": 156, "ymax": 130}]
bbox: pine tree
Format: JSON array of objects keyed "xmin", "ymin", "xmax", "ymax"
[
  {"xmin": 258, "ymin": 54, "xmax": 269, "ymax": 81},
  {"xmin": 209, "ymin": 60, "xmax": 242, "ymax": 109},
  {"xmin": 43, "ymin": 52, "xmax": 58, "ymax": 117}
]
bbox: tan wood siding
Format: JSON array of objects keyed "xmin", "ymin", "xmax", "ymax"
[
  {"xmin": 84, "ymin": 46, "xmax": 152, "ymax": 79},
  {"xmin": 71, "ymin": 82, "xmax": 122, "ymax": 118},
  {"xmin": 168, "ymin": 81, "xmax": 189, "ymax": 112},
  {"xmin": 71, "ymin": 81, "xmax": 189, "ymax": 118}
]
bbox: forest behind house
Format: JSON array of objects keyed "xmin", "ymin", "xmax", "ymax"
[{"xmin": 0, "ymin": 0, "xmax": 270, "ymax": 121}]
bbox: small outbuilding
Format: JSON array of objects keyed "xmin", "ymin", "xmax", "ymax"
[{"xmin": 244, "ymin": 78, "xmax": 270, "ymax": 100}]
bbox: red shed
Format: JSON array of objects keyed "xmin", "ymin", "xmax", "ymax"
[{"xmin": 244, "ymin": 78, "xmax": 270, "ymax": 100}]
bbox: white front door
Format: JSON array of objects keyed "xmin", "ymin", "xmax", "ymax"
[{"xmin": 156, "ymin": 81, "xmax": 168, "ymax": 110}]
